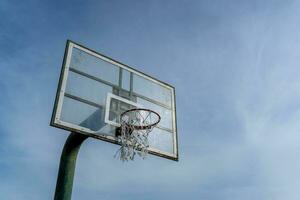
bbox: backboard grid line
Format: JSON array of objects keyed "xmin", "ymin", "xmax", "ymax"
[
  {"xmin": 69, "ymin": 66, "xmax": 172, "ymax": 110},
  {"xmin": 69, "ymin": 67, "xmax": 116, "ymax": 88},
  {"xmin": 64, "ymin": 93, "xmax": 104, "ymax": 109}
]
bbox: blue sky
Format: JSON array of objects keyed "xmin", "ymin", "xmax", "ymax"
[{"xmin": 1, "ymin": 0, "xmax": 300, "ymax": 199}]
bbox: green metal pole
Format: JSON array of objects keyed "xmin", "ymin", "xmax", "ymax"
[{"xmin": 54, "ymin": 132, "xmax": 88, "ymax": 200}]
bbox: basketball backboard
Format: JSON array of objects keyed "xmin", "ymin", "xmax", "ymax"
[{"xmin": 51, "ymin": 40, "xmax": 178, "ymax": 161}]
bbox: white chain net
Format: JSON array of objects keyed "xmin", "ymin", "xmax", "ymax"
[{"xmin": 115, "ymin": 109, "xmax": 159, "ymax": 161}]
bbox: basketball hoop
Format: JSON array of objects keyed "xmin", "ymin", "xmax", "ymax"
[{"xmin": 115, "ymin": 108, "xmax": 161, "ymax": 161}]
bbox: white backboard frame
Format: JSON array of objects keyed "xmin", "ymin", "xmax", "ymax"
[{"xmin": 51, "ymin": 40, "xmax": 178, "ymax": 161}]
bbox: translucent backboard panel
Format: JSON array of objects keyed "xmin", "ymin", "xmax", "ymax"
[{"xmin": 51, "ymin": 40, "xmax": 178, "ymax": 161}]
